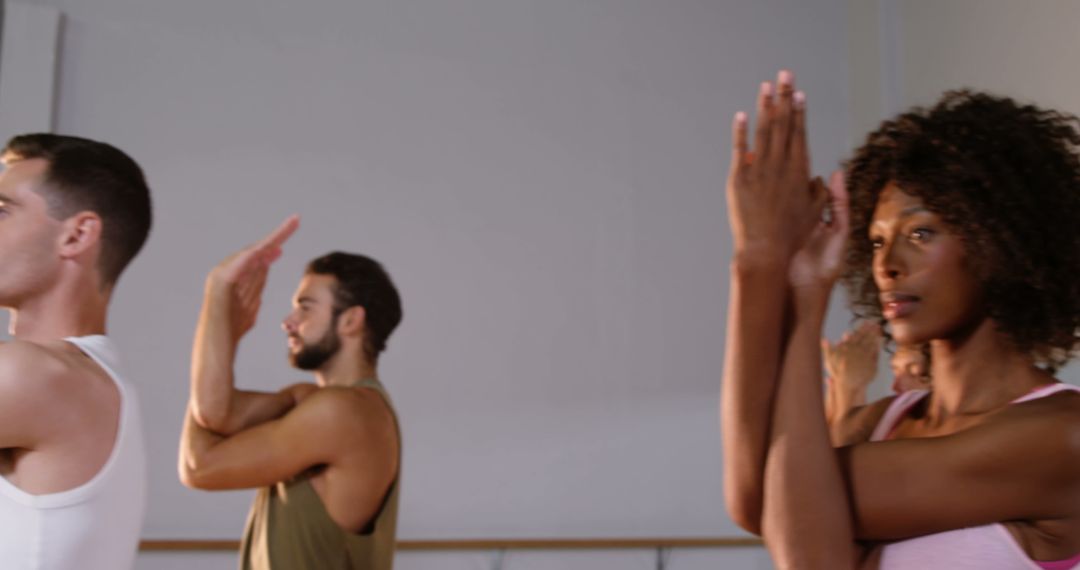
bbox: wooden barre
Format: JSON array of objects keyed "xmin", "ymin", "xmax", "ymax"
[{"xmin": 139, "ymin": 537, "xmax": 763, "ymax": 551}]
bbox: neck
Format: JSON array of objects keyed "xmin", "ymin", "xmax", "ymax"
[
  {"xmin": 314, "ymin": 346, "xmax": 377, "ymax": 387},
  {"xmin": 7, "ymin": 278, "xmax": 109, "ymax": 342},
  {"xmin": 924, "ymin": 318, "xmax": 1049, "ymax": 420}
]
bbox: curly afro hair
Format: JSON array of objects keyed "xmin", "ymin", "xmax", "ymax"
[{"xmin": 843, "ymin": 90, "xmax": 1080, "ymax": 371}]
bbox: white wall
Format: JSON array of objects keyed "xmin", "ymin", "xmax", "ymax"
[
  {"xmin": 23, "ymin": 1, "xmax": 1080, "ymax": 569},
  {"xmin": 894, "ymin": 0, "xmax": 1080, "ymax": 113},
  {"xmin": 15, "ymin": 0, "xmax": 855, "ymax": 557}
]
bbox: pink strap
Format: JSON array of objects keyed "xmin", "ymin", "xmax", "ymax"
[
  {"xmin": 869, "ymin": 390, "xmax": 930, "ymax": 442},
  {"xmin": 1035, "ymin": 551, "xmax": 1080, "ymax": 570},
  {"xmin": 872, "ymin": 383, "xmax": 1080, "ymax": 443},
  {"xmin": 1012, "ymin": 382, "xmax": 1080, "ymax": 404}
]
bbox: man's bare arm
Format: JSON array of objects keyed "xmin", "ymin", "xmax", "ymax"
[
  {"xmin": 187, "ymin": 216, "xmax": 299, "ymax": 435},
  {"xmin": 179, "ymin": 389, "xmax": 394, "ymax": 491},
  {"xmin": 0, "ymin": 343, "xmax": 57, "ymax": 449},
  {"xmin": 202, "ymin": 385, "xmax": 317, "ymax": 436}
]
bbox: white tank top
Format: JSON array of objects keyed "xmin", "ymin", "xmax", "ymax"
[
  {"xmin": 871, "ymin": 383, "xmax": 1080, "ymax": 569},
  {"xmin": 0, "ymin": 335, "xmax": 147, "ymax": 570}
]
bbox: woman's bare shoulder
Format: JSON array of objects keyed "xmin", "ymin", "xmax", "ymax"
[{"xmin": 833, "ymin": 395, "xmax": 901, "ymax": 447}]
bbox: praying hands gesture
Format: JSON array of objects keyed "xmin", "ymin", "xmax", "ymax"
[
  {"xmin": 204, "ymin": 215, "xmax": 300, "ymax": 342},
  {"xmin": 721, "ymin": 70, "xmax": 861, "ymax": 569},
  {"xmin": 189, "ymin": 215, "xmax": 304, "ymax": 436},
  {"xmin": 726, "ymin": 70, "xmax": 825, "ymax": 266},
  {"xmin": 722, "ymin": 70, "xmax": 833, "ymax": 536}
]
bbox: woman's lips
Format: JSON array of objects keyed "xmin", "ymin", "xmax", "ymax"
[{"xmin": 881, "ymin": 293, "xmax": 920, "ymax": 320}]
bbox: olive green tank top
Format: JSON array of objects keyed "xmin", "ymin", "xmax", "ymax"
[{"xmin": 239, "ymin": 379, "xmax": 400, "ymax": 570}]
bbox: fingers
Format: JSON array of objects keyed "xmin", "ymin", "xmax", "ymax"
[
  {"xmin": 236, "ymin": 264, "xmax": 267, "ymax": 304},
  {"xmin": 744, "ymin": 70, "xmax": 804, "ymax": 169},
  {"xmin": 768, "ymin": 70, "xmax": 795, "ymax": 161},
  {"xmin": 790, "ymin": 89, "xmax": 807, "ymax": 167},
  {"xmin": 808, "ymin": 176, "xmax": 829, "ymax": 228},
  {"xmin": 821, "ymin": 338, "xmax": 833, "ymax": 356},
  {"xmin": 752, "ymin": 81, "xmax": 774, "ymax": 160},
  {"xmin": 821, "ymin": 337, "xmax": 837, "ymax": 361},
  {"xmin": 730, "ymin": 111, "xmax": 749, "ymax": 174},
  {"xmin": 856, "ymin": 320, "xmax": 882, "ymax": 339},
  {"xmin": 248, "ymin": 267, "xmax": 269, "ymax": 304},
  {"xmin": 256, "ymin": 215, "xmax": 300, "ymax": 254},
  {"xmin": 827, "ymin": 170, "xmax": 850, "ymax": 231},
  {"xmin": 852, "ymin": 323, "xmax": 878, "ymax": 348}
]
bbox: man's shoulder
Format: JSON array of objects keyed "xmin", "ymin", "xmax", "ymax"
[
  {"xmin": 299, "ymin": 386, "xmax": 391, "ymax": 419},
  {"xmin": 0, "ymin": 341, "xmax": 81, "ymax": 446},
  {"xmin": 0, "ymin": 340, "xmax": 71, "ymax": 392},
  {"xmin": 287, "ymin": 386, "xmax": 395, "ymax": 441}
]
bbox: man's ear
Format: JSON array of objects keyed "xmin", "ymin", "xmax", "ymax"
[
  {"xmin": 58, "ymin": 211, "xmax": 102, "ymax": 259},
  {"xmin": 337, "ymin": 305, "xmax": 367, "ymax": 337}
]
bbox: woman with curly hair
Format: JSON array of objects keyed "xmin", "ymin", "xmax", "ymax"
[{"xmin": 721, "ymin": 70, "xmax": 1080, "ymax": 568}]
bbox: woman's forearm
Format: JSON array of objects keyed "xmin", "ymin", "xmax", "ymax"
[
  {"xmin": 721, "ymin": 251, "xmax": 790, "ymax": 534},
  {"xmin": 763, "ymin": 287, "xmax": 859, "ymax": 568}
]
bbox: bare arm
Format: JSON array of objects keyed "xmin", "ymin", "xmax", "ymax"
[
  {"xmin": 179, "ymin": 389, "xmax": 395, "ymax": 491},
  {"xmin": 721, "ymin": 254, "xmax": 788, "ymax": 533},
  {"xmin": 841, "ymin": 397, "xmax": 1080, "ymax": 541},
  {"xmin": 761, "ymin": 165, "xmax": 860, "ymax": 567},
  {"xmin": 187, "ymin": 216, "xmax": 299, "ymax": 435},
  {"xmin": 721, "ymin": 70, "xmax": 823, "ymax": 534},
  {"xmin": 0, "ymin": 343, "xmax": 56, "ymax": 449},
  {"xmin": 763, "ymin": 286, "xmax": 859, "ymax": 569}
]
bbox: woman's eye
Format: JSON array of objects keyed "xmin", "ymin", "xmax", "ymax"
[
  {"xmin": 909, "ymin": 227, "xmax": 934, "ymax": 241},
  {"xmin": 870, "ymin": 237, "xmax": 884, "ymax": 249}
]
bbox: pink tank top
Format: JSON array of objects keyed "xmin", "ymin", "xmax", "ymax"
[{"xmin": 871, "ymin": 383, "xmax": 1080, "ymax": 570}]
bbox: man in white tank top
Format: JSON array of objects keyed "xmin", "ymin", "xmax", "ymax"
[{"xmin": 0, "ymin": 134, "xmax": 153, "ymax": 570}]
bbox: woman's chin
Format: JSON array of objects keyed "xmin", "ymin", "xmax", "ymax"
[{"xmin": 889, "ymin": 323, "xmax": 927, "ymax": 347}]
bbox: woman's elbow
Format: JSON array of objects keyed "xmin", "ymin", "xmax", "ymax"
[{"xmin": 726, "ymin": 490, "xmax": 763, "ymax": 535}]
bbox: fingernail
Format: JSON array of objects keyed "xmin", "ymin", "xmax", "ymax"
[
  {"xmin": 735, "ymin": 111, "xmax": 747, "ymax": 124},
  {"xmin": 760, "ymin": 81, "xmax": 772, "ymax": 97},
  {"xmin": 778, "ymin": 70, "xmax": 792, "ymax": 85},
  {"xmin": 794, "ymin": 91, "xmax": 805, "ymax": 108}
]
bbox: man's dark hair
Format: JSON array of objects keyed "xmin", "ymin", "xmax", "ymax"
[
  {"xmin": 4, "ymin": 133, "xmax": 152, "ymax": 287},
  {"xmin": 306, "ymin": 252, "xmax": 402, "ymax": 362},
  {"xmin": 843, "ymin": 91, "xmax": 1080, "ymax": 371}
]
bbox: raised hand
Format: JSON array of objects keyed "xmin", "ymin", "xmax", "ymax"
[
  {"xmin": 788, "ymin": 171, "xmax": 849, "ymax": 291},
  {"xmin": 823, "ymin": 321, "xmax": 882, "ymax": 398},
  {"xmin": 726, "ymin": 70, "xmax": 824, "ymax": 263},
  {"xmin": 206, "ymin": 215, "xmax": 300, "ymax": 340}
]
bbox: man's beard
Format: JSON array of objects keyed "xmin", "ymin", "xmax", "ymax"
[{"xmin": 289, "ymin": 325, "xmax": 342, "ymax": 371}]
